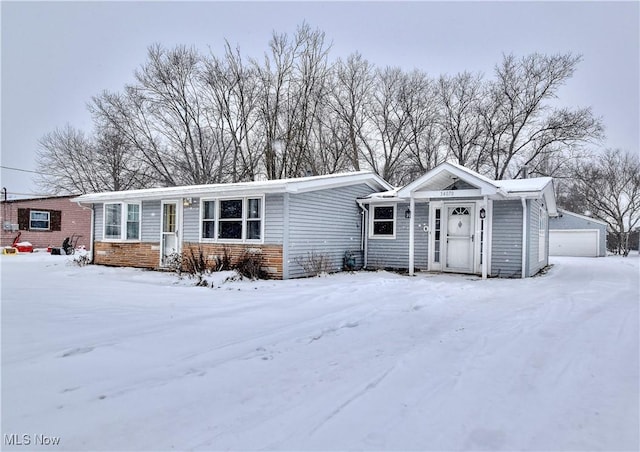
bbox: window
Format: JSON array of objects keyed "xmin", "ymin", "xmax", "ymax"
[
  {"xmin": 126, "ymin": 204, "xmax": 140, "ymax": 240},
  {"xmin": 434, "ymin": 208, "xmax": 441, "ymax": 263},
  {"xmin": 104, "ymin": 203, "xmax": 141, "ymax": 240},
  {"xmin": 246, "ymin": 198, "xmax": 262, "ymax": 240},
  {"xmin": 202, "ymin": 200, "xmax": 216, "ymax": 239},
  {"xmin": 30, "ymin": 211, "xmax": 50, "ymax": 230},
  {"xmin": 370, "ymin": 205, "xmax": 395, "ymax": 238},
  {"xmin": 219, "ymin": 199, "xmax": 243, "ymax": 239},
  {"xmin": 104, "ymin": 203, "xmax": 122, "ymax": 239},
  {"xmin": 202, "ymin": 197, "xmax": 263, "ymax": 242}
]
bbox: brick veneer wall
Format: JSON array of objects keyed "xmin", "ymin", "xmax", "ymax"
[
  {"xmin": 0, "ymin": 196, "xmax": 91, "ymax": 249},
  {"xmin": 182, "ymin": 243, "xmax": 284, "ymax": 279},
  {"xmin": 93, "ymin": 241, "xmax": 284, "ymax": 279},
  {"xmin": 94, "ymin": 242, "xmax": 162, "ymax": 269}
]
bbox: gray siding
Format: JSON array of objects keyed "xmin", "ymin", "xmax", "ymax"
[
  {"xmin": 286, "ymin": 184, "xmax": 376, "ymax": 279},
  {"xmin": 141, "ymin": 200, "xmax": 161, "ymax": 243},
  {"xmin": 94, "ymin": 203, "xmax": 103, "ymax": 239},
  {"xmin": 182, "ymin": 199, "xmax": 200, "ymax": 243},
  {"xmin": 550, "ymin": 210, "xmax": 607, "ymax": 256},
  {"xmin": 264, "ymin": 193, "xmax": 284, "ymax": 244},
  {"xmin": 366, "ymin": 202, "xmax": 429, "ymax": 270},
  {"xmin": 491, "ymin": 200, "xmax": 523, "ymax": 278}
]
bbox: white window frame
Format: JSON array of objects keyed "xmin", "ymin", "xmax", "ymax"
[
  {"xmin": 29, "ymin": 210, "xmax": 50, "ymax": 230},
  {"xmin": 103, "ymin": 202, "xmax": 142, "ymax": 242},
  {"xmin": 369, "ymin": 204, "xmax": 396, "ymax": 239},
  {"xmin": 199, "ymin": 196, "xmax": 264, "ymax": 244}
]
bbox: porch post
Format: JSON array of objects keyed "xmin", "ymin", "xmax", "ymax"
[
  {"xmin": 409, "ymin": 196, "xmax": 415, "ymax": 276},
  {"xmin": 481, "ymin": 195, "xmax": 488, "ymax": 280}
]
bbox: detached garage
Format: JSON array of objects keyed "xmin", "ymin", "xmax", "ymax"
[{"xmin": 549, "ymin": 209, "xmax": 607, "ymax": 257}]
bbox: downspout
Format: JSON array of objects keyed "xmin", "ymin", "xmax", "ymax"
[
  {"xmin": 356, "ymin": 199, "xmax": 369, "ymax": 269},
  {"xmin": 521, "ymin": 197, "xmax": 527, "ymax": 279},
  {"xmin": 409, "ymin": 197, "xmax": 415, "ymax": 276},
  {"xmin": 75, "ymin": 201, "xmax": 95, "ymax": 263}
]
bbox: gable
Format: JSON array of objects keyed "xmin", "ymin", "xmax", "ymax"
[{"xmin": 396, "ymin": 162, "xmax": 499, "ymax": 198}]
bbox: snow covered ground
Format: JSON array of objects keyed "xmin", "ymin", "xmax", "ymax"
[{"xmin": 1, "ymin": 252, "xmax": 638, "ymax": 451}]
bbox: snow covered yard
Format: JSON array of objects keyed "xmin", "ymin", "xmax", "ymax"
[{"xmin": 1, "ymin": 253, "xmax": 638, "ymax": 451}]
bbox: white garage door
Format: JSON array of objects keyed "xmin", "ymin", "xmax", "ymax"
[{"xmin": 549, "ymin": 230, "xmax": 599, "ymax": 257}]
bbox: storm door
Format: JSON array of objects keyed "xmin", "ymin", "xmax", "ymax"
[
  {"xmin": 444, "ymin": 204, "xmax": 475, "ymax": 273},
  {"xmin": 160, "ymin": 201, "xmax": 180, "ymax": 267}
]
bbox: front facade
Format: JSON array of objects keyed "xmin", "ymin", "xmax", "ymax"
[
  {"xmin": 0, "ymin": 195, "xmax": 92, "ymax": 250},
  {"xmin": 75, "ymin": 164, "xmax": 557, "ymax": 280},
  {"xmin": 360, "ymin": 163, "xmax": 557, "ymax": 278},
  {"xmin": 75, "ymin": 172, "xmax": 392, "ymax": 279}
]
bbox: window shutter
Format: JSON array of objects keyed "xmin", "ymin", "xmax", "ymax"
[
  {"xmin": 50, "ymin": 210, "xmax": 62, "ymax": 231},
  {"xmin": 18, "ymin": 208, "xmax": 30, "ymax": 230}
]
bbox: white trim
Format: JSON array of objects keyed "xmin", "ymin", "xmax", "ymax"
[
  {"xmin": 29, "ymin": 210, "xmax": 50, "ymax": 230},
  {"xmin": 198, "ymin": 195, "xmax": 265, "ymax": 244},
  {"xmin": 368, "ymin": 204, "xmax": 396, "ymax": 239},
  {"xmin": 160, "ymin": 200, "xmax": 182, "ymax": 267},
  {"xmin": 74, "ymin": 171, "xmax": 392, "ymax": 204},
  {"xmin": 521, "ymin": 197, "xmax": 527, "ymax": 279},
  {"xmin": 409, "ymin": 197, "xmax": 415, "ymax": 276},
  {"xmin": 102, "ymin": 202, "xmax": 142, "ymax": 242}
]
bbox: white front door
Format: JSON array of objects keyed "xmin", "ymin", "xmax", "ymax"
[
  {"xmin": 161, "ymin": 201, "xmax": 180, "ymax": 267},
  {"xmin": 444, "ymin": 204, "xmax": 475, "ymax": 273}
]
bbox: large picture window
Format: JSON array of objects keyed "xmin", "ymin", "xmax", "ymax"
[
  {"xmin": 104, "ymin": 203, "xmax": 141, "ymax": 241},
  {"xmin": 29, "ymin": 211, "xmax": 50, "ymax": 230},
  {"xmin": 370, "ymin": 205, "xmax": 395, "ymax": 238},
  {"xmin": 201, "ymin": 197, "xmax": 263, "ymax": 242}
]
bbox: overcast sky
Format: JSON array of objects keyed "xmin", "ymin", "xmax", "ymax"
[{"xmin": 1, "ymin": 1, "xmax": 638, "ymax": 199}]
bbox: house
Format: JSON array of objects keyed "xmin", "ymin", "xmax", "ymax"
[
  {"xmin": 0, "ymin": 195, "xmax": 92, "ymax": 250},
  {"xmin": 549, "ymin": 209, "xmax": 607, "ymax": 257},
  {"xmin": 74, "ymin": 172, "xmax": 392, "ymax": 279},
  {"xmin": 74, "ymin": 163, "xmax": 557, "ymax": 280},
  {"xmin": 358, "ymin": 162, "xmax": 557, "ymax": 278}
]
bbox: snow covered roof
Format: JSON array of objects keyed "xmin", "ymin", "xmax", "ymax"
[
  {"xmin": 370, "ymin": 162, "xmax": 557, "ymax": 215},
  {"xmin": 73, "ymin": 171, "xmax": 393, "ymax": 203}
]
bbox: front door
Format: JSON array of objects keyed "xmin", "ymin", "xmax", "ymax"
[
  {"xmin": 161, "ymin": 201, "xmax": 179, "ymax": 267},
  {"xmin": 444, "ymin": 204, "xmax": 475, "ymax": 273}
]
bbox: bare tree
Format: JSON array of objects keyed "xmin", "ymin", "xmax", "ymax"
[
  {"xmin": 438, "ymin": 72, "xmax": 485, "ymax": 169},
  {"xmin": 329, "ymin": 53, "xmax": 374, "ymax": 171},
  {"xmin": 202, "ymin": 42, "xmax": 261, "ymax": 182},
  {"xmin": 480, "ymin": 53, "xmax": 604, "ymax": 180},
  {"xmin": 35, "ymin": 124, "xmax": 149, "ymax": 194},
  {"xmin": 571, "ymin": 149, "xmax": 640, "ymax": 255},
  {"xmin": 252, "ymin": 23, "xmax": 333, "ymax": 179}
]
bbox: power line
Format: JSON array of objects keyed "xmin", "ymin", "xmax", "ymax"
[{"xmin": 0, "ymin": 165, "xmax": 50, "ymax": 175}]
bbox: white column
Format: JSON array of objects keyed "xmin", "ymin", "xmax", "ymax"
[
  {"xmin": 409, "ymin": 197, "xmax": 415, "ymax": 276},
  {"xmin": 481, "ymin": 195, "xmax": 488, "ymax": 280},
  {"xmin": 521, "ymin": 197, "xmax": 527, "ymax": 279}
]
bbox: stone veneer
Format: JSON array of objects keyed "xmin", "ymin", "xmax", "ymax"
[{"xmin": 93, "ymin": 241, "xmax": 284, "ymax": 279}]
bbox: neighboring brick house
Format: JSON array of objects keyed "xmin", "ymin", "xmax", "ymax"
[{"xmin": 1, "ymin": 195, "xmax": 91, "ymax": 250}]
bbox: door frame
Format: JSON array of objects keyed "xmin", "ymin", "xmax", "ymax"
[
  {"xmin": 160, "ymin": 200, "xmax": 182, "ymax": 267},
  {"xmin": 429, "ymin": 200, "xmax": 487, "ymax": 275}
]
